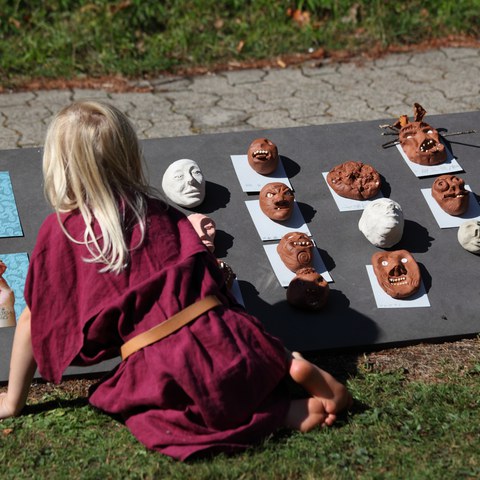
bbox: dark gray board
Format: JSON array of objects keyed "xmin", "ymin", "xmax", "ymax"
[{"xmin": 1, "ymin": 111, "xmax": 479, "ymax": 382}]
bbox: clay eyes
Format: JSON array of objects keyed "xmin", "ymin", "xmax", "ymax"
[
  {"xmin": 266, "ymin": 192, "xmax": 274, "ymax": 198},
  {"xmin": 381, "ymin": 258, "xmax": 408, "ymax": 266},
  {"xmin": 435, "ymin": 180, "xmax": 448, "ymax": 191}
]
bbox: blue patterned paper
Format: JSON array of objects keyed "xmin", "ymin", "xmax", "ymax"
[
  {"xmin": 0, "ymin": 171, "xmax": 23, "ymax": 237},
  {"xmin": 1, "ymin": 252, "xmax": 29, "ymax": 320}
]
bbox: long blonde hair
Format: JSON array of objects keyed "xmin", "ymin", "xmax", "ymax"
[{"xmin": 43, "ymin": 101, "xmax": 156, "ymax": 273}]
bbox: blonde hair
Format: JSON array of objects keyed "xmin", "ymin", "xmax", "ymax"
[{"xmin": 43, "ymin": 101, "xmax": 156, "ymax": 273}]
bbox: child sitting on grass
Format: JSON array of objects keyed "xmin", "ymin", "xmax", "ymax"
[{"xmin": 0, "ymin": 101, "xmax": 351, "ymax": 461}]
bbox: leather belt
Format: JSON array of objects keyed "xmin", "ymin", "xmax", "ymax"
[{"xmin": 120, "ymin": 295, "xmax": 221, "ymax": 360}]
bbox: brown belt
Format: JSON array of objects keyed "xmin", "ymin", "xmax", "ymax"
[{"xmin": 120, "ymin": 295, "xmax": 221, "ymax": 361}]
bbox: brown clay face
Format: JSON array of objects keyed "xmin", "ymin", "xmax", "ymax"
[
  {"xmin": 259, "ymin": 182, "xmax": 295, "ymax": 221},
  {"xmin": 0, "ymin": 260, "xmax": 6, "ymax": 277},
  {"xmin": 277, "ymin": 232, "xmax": 314, "ymax": 272},
  {"xmin": 247, "ymin": 138, "xmax": 279, "ymax": 175},
  {"xmin": 372, "ymin": 250, "xmax": 421, "ymax": 299},
  {"xmin": 399, "ymin": 121, "xmax": 446, "ymax": 166},
  {"xmin": 327, "ymin": 161, "xmax": 381, "ymax": 200},
  {"xmin": 287, "ymin": 267, "xmax": 329, "ymax": 311},
  {"xmin": 432, "ymin": 174, "xmax": 469, "ymax": 216}
]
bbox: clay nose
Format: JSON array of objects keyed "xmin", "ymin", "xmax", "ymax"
[{"xmin": 390, "ymin": 264, "xmax": 407, "ymax": 276}]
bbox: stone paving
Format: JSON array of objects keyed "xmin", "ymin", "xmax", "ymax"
[{"xmin": 1, "ymin": 47, "xmax": 479, "ymax": 150}]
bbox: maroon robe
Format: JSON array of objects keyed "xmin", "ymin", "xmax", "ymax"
[{"xmin": 25, "ymin": 199, "xmax": 290, "ymax": 460}]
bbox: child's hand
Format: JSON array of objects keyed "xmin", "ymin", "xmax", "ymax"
[{"xmin": 0, "ymin": 393, "xmax": 16, "ymax": 420}]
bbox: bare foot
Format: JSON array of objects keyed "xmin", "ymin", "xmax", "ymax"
[{"xmin": 288, "ymin": 351, "xmax": 352, "ymax": 427}]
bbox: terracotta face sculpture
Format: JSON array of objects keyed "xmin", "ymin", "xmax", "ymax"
[
  {"xmin": 358, "ymin": 198, "xmax": 404, "ymax": 248},
  {"xmin": 247, "ymin": 138, "xmax": 279, "ymax": 175},
  {"xmin": 326, "ymin": 161, "xmax": 381, "ymax": 200},
  {"xmin": 162, "ymin": 159, "xmax": 205, "ymax": 208},
  {"xmin": 286, "ymin": 267, "xmax": 329, "ymax": 311},
  {"xmin": 431, "ymin": 174, "xmax": 469, "ymax": 216},
  {"xmin": 277, "ymin": 232, "xmax": 314, "ymax": 272},
  {"xmin": 188, "ymin": 213, "xmax": 216, "ymax": 252},
  {"xmin": 393, "ymin": 103, "xmax": 446, "ymax": 166},
  {"xmin": 371, "ymin": 250, "xmax": 421, "ymax": 299},
  {"xmin": 259, "ymin": 182, "xmax": 295, "ymax": 221},
  {"xmin": 458, "ymin": 220, "xmax": 480, "ymax": 254},
  {"xmin": 0, "ymin": 261, "xmax": 15, "ymax": 328},
  {"xmin": 399, "ymin": 122, "xmax": 446, "ymax": 166}
]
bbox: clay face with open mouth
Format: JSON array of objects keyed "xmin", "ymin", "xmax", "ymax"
[
  {"xmin": 247, "ymin": 138, "xmax": 279, "ymax": 175},
  {"xmin": 188, "ymin": 213, "xmax": 216, "ymax": 252},
  {"xmin": 431, "ymin": 174, "xmax": 469, "ymax": 216},
  {"xmin": 259, "ymin": 182, "xmax": 295, "ymax": 221},
  {"xmin": 372, "ymin": 249, "xmax": 421, "ymax": 299},
  {"xmin": 326, "ymin": 161, "xmax": 381, "ymax": 200},
  {"xmin": 277, "ymin": 232, "xmax": 314, "ymax": 272},
  {"xmin": 399, "ymin": 121, "xmax": 446, "ymax": 166},
  {"xmin": 286, "ymin": 267, "xmax": 329, "ymax": 311}
]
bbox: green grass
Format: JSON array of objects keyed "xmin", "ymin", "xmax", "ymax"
[
  {"xmin": 1, "ymin": 1, "xmax": 480, "ymax": 88},
  {"xmin": 1, "ymin": 366, "xmax": 479, "ymax": 479}
]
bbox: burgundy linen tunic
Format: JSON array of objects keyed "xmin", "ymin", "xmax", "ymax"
[{"xmin": 25, "ymin": 199, "xmax": 290, "ymax": 460}]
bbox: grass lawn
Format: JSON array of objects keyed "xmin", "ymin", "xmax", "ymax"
[
  {"xmin": 1, "ymin": 339, "xmax": 479, "ymax": 479},
  {"xmin": 1, "ymin": 1, "xmax": 480, "ymax": 89}
]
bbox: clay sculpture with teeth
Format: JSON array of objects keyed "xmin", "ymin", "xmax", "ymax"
[
  {"xmin": 371, "ymin": 249, "xmax": 421, "ymax": 299},
  {"xmin": 247, "ymin": 138, "xmax": 279, "ymax": 175},
  {"xmin": 259, "ymin": 182, "xmax": 295, "ymax": 221},
  {"xmin": 432, "ymin": 174, "xmax": 469, "ymax": 216},
  {"xmin": 395, "ymin": 103, "xmax": 447, "ymax": 166},
  {"xmin": 326, "ymin": 160, "xmax": 381, "ymax": 200},
  {"xmin": 277, "ymin": 232, "xmax": 314, "ymax": 272},
  {"xmin": 286, "ymin": 267, "xmax": 329, "ymax": 311}
]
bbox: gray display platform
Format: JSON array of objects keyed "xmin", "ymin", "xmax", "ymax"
[{"xmin": 1, "ymin": 111, "xmax": 479, "ymax": 382}]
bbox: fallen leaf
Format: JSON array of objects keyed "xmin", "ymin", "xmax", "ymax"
[{"xmin": 2, "ymin": 428, "xmax": 13, "ymax": 436}]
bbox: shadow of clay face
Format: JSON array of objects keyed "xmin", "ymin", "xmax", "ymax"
[
  {"xmin": 188, "ymin": 213, "xmax": 216, "ymax": 252},
  {"xmin": 277, "ymin": 232, "xmax": 314, "ymax": 272},
  {"xmin": 458, "ymin": 220, "xmax": 480, "ymax": 254},
  {"xmin": 247, "ymin": 138, "xmax": 279, "ymax": 175},
  {"xmin": 162, "ymin": 159, "xmax": 205, "ymax": 208},
  {"xmin": 326, "ymin": 161, "xmax": 381, "ymax": 200},
  {"xmin": 399, "ymin": 121, "xmax": 446, "ymax": 166},
  {"xmin": 358, "ymin": 198, "xmax": 404, "ymax": 248},
  {"xmin": 431, "ymin": 174, "xmax": 469, "ymax": 216},
  {"xmin": 372, "ymin": 249, "xmax": 421, "ymax": 299},
  {"xmin": 259, "ymin": 182, "xmax": 295, "ymax": 221},
  {"xmin": 286, "ymin": 267, "xmax": 329, "ymax": 311}
]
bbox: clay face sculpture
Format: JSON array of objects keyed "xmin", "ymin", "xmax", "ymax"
[
  {"xmin": 392, "ymin": 103, "xmax": 447, "ymax": 166},
  {"xmin": 0, "ymin": 260, "xmax": 15, "ymax": 328},
  {"xmin": 371, "ymin": 250, "xmax": 421, "ymax": 299},
  {"xmin": 162, "ymin": 159, "xmax": 205, "ymax": 208},
  {"xmin": 458, "ymin": 220, "xmax": 480, "ymax": 254},
  {"xmin": 358, "ymin": 198, "xmax": 404, "ymax": 248},
  {"xmin": 286, "ymin": 267, "xmax": 329, "ymax": 311},
  {"xmin": 431, "ymin": 174, "xmax": 469, "ymax": 216},
  {"xmin": 188, "ymin": 213, "xmax": 216, "ymax": 252},
  {"xmin": 326, "ymin": 161, "xmax": 381, "ymax": 200},
  {"xmin": 247, "ymin": 138, "xmax": 279, "ymax": 175},
  {"xmin": 259, "ymin": 182, "xmax": 295, "ymax": 221},
  {"xmin": 277, "ymin": 232, "xmax": 314, "ymax": 272},
  {"xmin": 399, "ymin": 122, "xmax": 446, "ymax": 166}
]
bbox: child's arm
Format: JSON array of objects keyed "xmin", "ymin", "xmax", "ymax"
[{"xmin": 0, "ymin": 306, "xmax": 37, "ymax": 419}]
